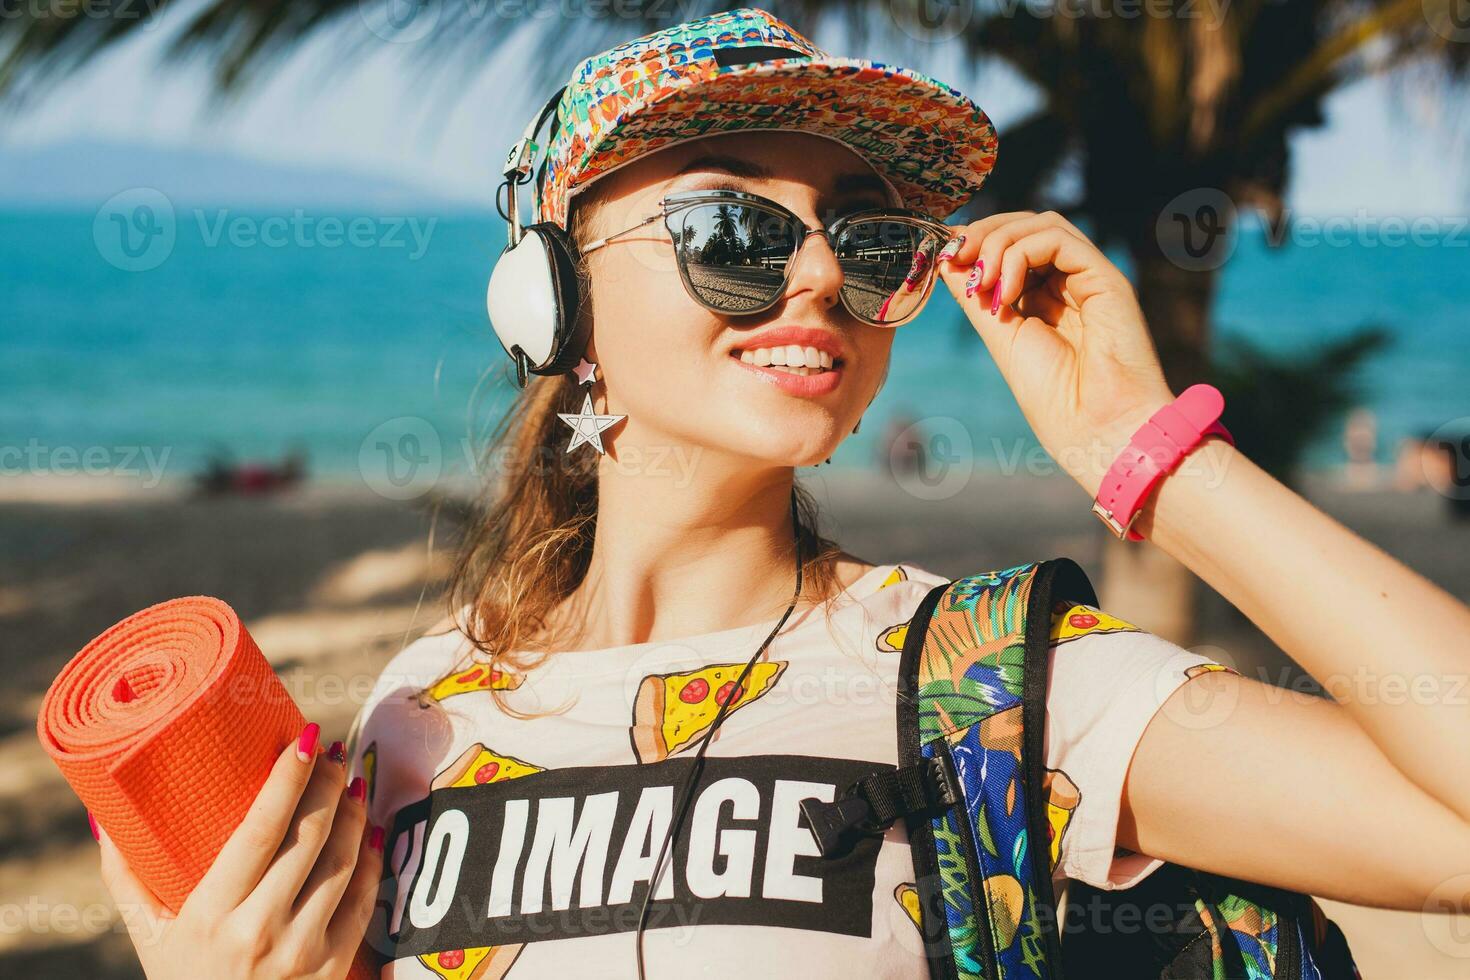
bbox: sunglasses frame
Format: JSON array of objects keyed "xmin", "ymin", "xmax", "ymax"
[{"xmin": 579, "ymin": 188, "xmax": 956, "ymax": 326}]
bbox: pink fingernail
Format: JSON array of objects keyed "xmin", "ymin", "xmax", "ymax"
[
  {"xmin": 348, "ymin": 776, "xmax": 366, "ymax": 803},
  {"xmin": 964, "ymin": 262, "xmax": 981, "ymax": 298},
  {"xmin": 327, "ymin": 740, "xmax": 346, "ymax": 765},
  {"xmin": 991, "ymin": 278, "xmax": 1004, "ymax": 315},
  {"xmin": 938, "ymin": 234, "xmax": 965, "ymax": 263},
  {"xmin": 368, "ymin": 825, "xmax": 385, "ymax": 852},
  {"xmin": 87, "ymin": 811, "xmax": 99, "ymax": 841},
  {"xmin": 297, "ymin": 722, "xmax": 320, "ymax": 761}
]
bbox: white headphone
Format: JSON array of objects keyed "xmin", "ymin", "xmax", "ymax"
[{"xmin": 486, "ymin": 85, "xmax": 592, "ymax": 389}]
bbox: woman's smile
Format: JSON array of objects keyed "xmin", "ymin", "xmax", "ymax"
[{"xmin": 725, "ymin": 324, "xmax": 848, "ymax": 397}]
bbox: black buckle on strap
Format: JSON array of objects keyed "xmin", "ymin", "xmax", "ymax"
[{"xmin": 800, "ymin": 754, "xmax": 959, "ymax": 859}]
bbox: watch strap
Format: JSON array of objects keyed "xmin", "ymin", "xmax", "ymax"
[{"xmin": 1092, "ymin": 384, "xmax": 1234, "ymax": 541}]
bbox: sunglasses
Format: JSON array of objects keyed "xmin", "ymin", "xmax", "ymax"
[{"xmin": 578, "ymin": 189, "xmax": 955, "ymax": 326}]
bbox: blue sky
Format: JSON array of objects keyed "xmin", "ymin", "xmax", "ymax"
[{"xmin": 2, "ymin": 4, "xmax": 1467, "ymax": 214}]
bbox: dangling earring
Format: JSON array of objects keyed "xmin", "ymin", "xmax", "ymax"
[
  {"xmin": 557, "ymin": 357, "xmax": 625, "ymax": 455},
  {"xmin": 822, "ymin": 416, "xmax": 864, "ymax": 465}
]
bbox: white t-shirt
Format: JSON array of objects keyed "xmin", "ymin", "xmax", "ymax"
[{"xmin": 347, "ymin": 561, "xmax": 1224, "ymax": 979}]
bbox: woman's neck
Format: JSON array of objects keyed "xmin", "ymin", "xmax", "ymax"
[{"xmin": 533, "ymin": 464, "xmax": 868, "ymax": 653}]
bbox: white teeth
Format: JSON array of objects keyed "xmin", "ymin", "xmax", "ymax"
[{"xmin": 735, "ymin": 344, "xmax": 840, "ymax": 371}]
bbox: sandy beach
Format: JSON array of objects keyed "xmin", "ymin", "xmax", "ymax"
[{"xmin": 3, "ymin": 470, "xmax": 1467, "ymax": 977}]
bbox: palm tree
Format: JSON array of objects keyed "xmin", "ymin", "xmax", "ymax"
[{"xmin": 4, "ymin": 1, "xmax": 1463, "ymax": 641}]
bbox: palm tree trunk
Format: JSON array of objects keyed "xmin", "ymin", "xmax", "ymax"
[{"xmin": 1096, "ymin": 248, "xmax": 1219, "ymax": 647}]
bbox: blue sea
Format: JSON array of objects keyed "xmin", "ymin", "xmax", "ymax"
[{"xmin": 4, "ymin": 205, "xmax": 1467, "ymax": 486}]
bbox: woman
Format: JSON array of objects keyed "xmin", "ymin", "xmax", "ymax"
[{"xmin": 94, "ymin": 8, "xmax": 1470, "ymax": 979}]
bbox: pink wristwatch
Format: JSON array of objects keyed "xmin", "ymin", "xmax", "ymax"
[{"xmin": 1091, "ymin": 383, "xmax": 1234, "ymax": 541}]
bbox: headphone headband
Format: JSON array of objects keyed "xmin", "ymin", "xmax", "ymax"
[{"xmin": 500, "ymin": 86, "xmax": 567, "ymax": 245}]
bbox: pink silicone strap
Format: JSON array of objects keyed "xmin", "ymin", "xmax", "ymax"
[{"xmin": 1092, "ymin": 384, "xmax": 1233, "ymax": 541}]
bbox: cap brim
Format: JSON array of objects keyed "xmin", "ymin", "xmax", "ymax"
[{"xmin": 561, "ymin": 55, "xmax": 997, "ymax": 223}]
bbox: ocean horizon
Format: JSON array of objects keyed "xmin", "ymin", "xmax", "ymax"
[{"xmin": 6, "ymin": 204, "xmax": 1467, "ymax": 491}]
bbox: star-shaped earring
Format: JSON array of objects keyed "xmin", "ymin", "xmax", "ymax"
[
  {"xmin": 552, "ymin": 393, "xmax": 620, "ymax": 455},
  {"xmin": 572, "ymin": 357, "xmax": 599, "ymax": 385},
  {"xmin": 557, "ymin": 357, "xmax": 624, "ymax": 455},
  {"xmin": 558, "ymin": 392, "xmax": 624, "ymax": 454}
]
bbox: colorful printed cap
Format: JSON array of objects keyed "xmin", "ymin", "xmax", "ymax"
[{"xmin": 535, "ymin": 6, "xmax": 998, "ymax": 228}]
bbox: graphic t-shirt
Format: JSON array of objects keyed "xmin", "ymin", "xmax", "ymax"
[{"xmin": 346, "ymin": 561, "xmax": 1225, "ymax": 979}]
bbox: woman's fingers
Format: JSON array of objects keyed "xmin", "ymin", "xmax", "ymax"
[
  {"xmin": 292, "ymin": 771, "xmax": 370, "ymax": 926},
  {"xmin": 244, "ymin": 739, "xmax": 350, "ymax": 917},
  {"xmin": 97, "ymin": 822, "xmax": 173, "ymax": 957},
  {"xmin": 325, "ymin": 823, "xmax": 387, "ymax": 965},
  {"xmin": 992, "ymin": 226, "xmax": 1116, "ymax": 312},
  {"xmin": 188, "ymin": 722, "xmax": 322, "ymax": 915}
]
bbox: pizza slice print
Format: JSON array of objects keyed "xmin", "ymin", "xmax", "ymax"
[
  {"xmin": 878, "ymin": 565, "xmax": 908, "ymax": 589},
  {"xmin": 1043, "ymin": 768, "xmax": 1080, "ymax": 873},
  {"xmin": 418, "ymin": 744, "xmax": 544, "ymax": 979},
  {"xmin": 630, "ymin": 661, "xmax": 787, "ymax": 763},
  {"xmin": 424, "ymin": 662, "xmax": 525, "ymax": 704},
  {"xmin": 417, "ymin": 946, "xmax": 519, "ymax": 980},
  {"xmin": 877, "ymin": 619, "xmax": 909, "ymax": 653},
  {"xmin": 1185, "ymin": 662, "xmax": 1238, "ymax": 680},
  {"xmin": 432, "ymin": 743, "xmax": 543, "ymax": 790},
  {"xmin": 894, "ymin": 882, "xmax": 922, "ymax": 933},
  {"xmin": 1049, "ymin": 601, "xmax": 1141, "ymax": 645},
  {"xmin": 360, "ymin": 740, "xmax": 377, "ymax": 805}
]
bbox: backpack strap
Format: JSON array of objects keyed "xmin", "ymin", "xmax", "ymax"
[{"xmin": 895, "ymin": 558, "xmax": 1097, "ymax": 980}]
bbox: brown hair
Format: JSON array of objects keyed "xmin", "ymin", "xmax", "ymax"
[{"xmin": 425, "ymin": 187, "xmax": 850, "ymax": 717}]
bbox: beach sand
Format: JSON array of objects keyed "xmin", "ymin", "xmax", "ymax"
[{"xmin": 3, "ymin": 471, "xmax": 1467, "ymax": 976}]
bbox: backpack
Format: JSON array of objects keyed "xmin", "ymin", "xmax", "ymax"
[{"xmin": 801, "ymin": 558, "xmax": 1361, "ymax": 979}]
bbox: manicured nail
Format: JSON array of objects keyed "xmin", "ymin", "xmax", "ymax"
[
  {"xmin": 964, "ymin": 261, "xmax": 982, "ymax": 298},
  {"xmin": 937, "ymin": 234, "xmax": 965, "ymax": 263},
  {"xmin": 297, "ymin": 722, "xmax": 320, "ymax": 762},
  {"xmin": 991, "ymin": 278, "xmax": 1004, "ymax": 315},
  {"xmin": 87, "ymin": 811, "xmax": 99, "ymax": 841},
  {"xmin": 368, "ymin": 825, "xmax": 385, "ymax": 852},
  {"xmin": 348, "ymin": 776, "xmax": 366, "ymax": 803},
  {"xmin": 327, "ymin": 740, "xmax": 346, "ymax": 765}
]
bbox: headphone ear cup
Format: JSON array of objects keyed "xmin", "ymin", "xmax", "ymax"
[{"xmin": 486, "ymin": 222, "xmax": 588, "ymax": 384}]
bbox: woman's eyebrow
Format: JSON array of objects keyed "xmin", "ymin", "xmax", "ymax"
[{"xmin": 674, "ymin": 155, "xmax": 774, "ymax": 180}]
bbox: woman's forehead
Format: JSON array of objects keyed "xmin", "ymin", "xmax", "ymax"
[{"xmin": 596, "ymin": 130, "xmax": 900, "ymax": 207}]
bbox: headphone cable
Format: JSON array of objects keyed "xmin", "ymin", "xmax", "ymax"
[{"xmin": 633, "ymin": 490, "xmax": 806, "ymax": 979}]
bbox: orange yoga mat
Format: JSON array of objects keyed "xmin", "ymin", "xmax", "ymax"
[{"xmin": 38, "ymin": 596, "xmax": 379, "ymax": 978}]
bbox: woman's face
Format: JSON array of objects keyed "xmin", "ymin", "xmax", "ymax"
[{"xmin": 576, "ymin": 131, "xmax": 904, "ymax": 470}]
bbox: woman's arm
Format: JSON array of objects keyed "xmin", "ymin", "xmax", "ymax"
[
  {"xmin": 1138, "ymin": 438, "xmax": 1470, "ymax": 825},
  {"xmin": 935, "ymin": 210, "xmax": 1470, "ymax": 911}
]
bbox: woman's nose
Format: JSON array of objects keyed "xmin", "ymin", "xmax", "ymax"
[{"xmin": 781, "ymin": 228, "xmax": 844, "ymax": 309}]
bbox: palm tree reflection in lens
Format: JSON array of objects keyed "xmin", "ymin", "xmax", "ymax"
[{"xmin": 674, "ymin": 204, "xmax": 943, "ymax": 323}]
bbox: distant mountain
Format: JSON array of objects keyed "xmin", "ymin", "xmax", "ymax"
[{"xmin": 0, "ymin": 139, "xmax": 490, "ymax": 210}]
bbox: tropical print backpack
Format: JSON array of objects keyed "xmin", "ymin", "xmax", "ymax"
[{"xmin": 803, "ymin": 558, "xmax": 1361, "ymax": 979}]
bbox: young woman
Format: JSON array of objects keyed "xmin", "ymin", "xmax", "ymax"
[{"xmin": 95, "ymin": 8, "xmax": 1470, "ymax": 979}]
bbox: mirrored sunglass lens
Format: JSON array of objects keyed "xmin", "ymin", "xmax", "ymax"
[
  {"xmin": 835, "ymin": 220, "xmax": 942, "ymax": 323},
  {"xmin": 673, "ymin": 205, "xmax": 799, "ymax": 313}
]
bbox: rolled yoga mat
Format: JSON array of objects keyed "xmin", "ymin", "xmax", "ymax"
[{"xmin": 38, "ymin": 596, "xmax": 379, "ymax": 978}]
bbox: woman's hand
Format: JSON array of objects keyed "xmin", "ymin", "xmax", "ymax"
[
  {"xmin": 95, "ymin": 724, "xmax": 384, "ymax": 979},
  {"xmin": 936, "ymin": 210, "xmax": 1177, "ymax": 496}
]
